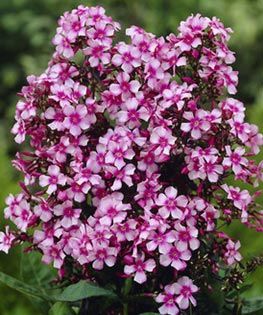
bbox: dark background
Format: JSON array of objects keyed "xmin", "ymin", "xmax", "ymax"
[{"xmin": 0, "ymin": 1, "xmax": 262, "ymax": 314}]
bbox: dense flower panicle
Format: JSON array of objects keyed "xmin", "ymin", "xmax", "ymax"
[{"xmin": 2, "ymin": 5, "xmax": 263, "ymax": 314}]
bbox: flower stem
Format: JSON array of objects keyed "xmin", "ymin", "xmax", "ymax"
[
  {"xmin": 122, "ymin": 278, "xmax": 132, "ymax": 315},
  {"xmin": 123, "ymin": 303, "xmax": 129, "ymax": 315},
  {"xmin": 79, "ymin": 299, "xmax": 89, "ymax": 315},
  {"xmin": 189, "ymin": 303, "xmax": 193, "ymax": 315}
]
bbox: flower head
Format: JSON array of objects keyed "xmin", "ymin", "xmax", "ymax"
[{"xmin": 2, "ymin": 6, "xmax": 263, "ymax": 315}]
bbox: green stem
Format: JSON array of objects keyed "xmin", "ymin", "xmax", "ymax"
[
  {"xmin": 123, "ymin": 303, "xmax": 129, "ymax": 315},
  {"xmin": 122, "ymin": 278, "xmax": 132, "ymax": 315},
  {"xmin": 189, "ymin": 303, "xmax": 193, "ymax": 315},
  {"xmin": 79, "ymin": 299, "xmax": 89, "ymax": 315}
]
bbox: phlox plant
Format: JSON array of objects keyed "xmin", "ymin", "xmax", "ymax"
[{"xmin": 0, "ymin": 5, "xmax": 263, "ymax": 315}]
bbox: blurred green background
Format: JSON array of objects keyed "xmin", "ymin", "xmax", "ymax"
[{"xmin": 0, "ymin": 0, "xmax": 262, "ymax": 314}]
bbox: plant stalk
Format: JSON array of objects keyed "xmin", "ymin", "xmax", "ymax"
[
  {"xmin": 122, "ymin": 278, "xmax": 132, "ymax": 315},
  {"xmin": 190, "ymin": 303, "xmax": 193, "ymax": 315},
  {"xmin": 123, "ymin": 303, "xmax": 129, "ymax": 315},
  {"xmin": 79, "ymin": 298, "xmax": 89, "ymax": 315}
]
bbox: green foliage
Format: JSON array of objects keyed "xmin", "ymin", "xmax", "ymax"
[
  {"xmin": 1, "ymin": 258, "xmax": 117, "ymax": 302},
  {"xmin": 0, "ymin": 128, "xmax": 35, "ymax": 315},
  {"xmin": 54, "ymin": 280, "xmax": 117, "ymax": 302},
  {"xmin": 20, "ymin": 250, "xmax": 58, "ymax": 313},
  {"xmin": 0, "ymin": 268, "xmax": 120, "ymax": 314},
  {"xmin": 20, "ymin": 250, "xmax": 56, "ymax": 289},
  {"xmin": 242, "ymin": 297, "xmax": 263, "ymax": 314},
  {"xmin": 0, "ymin": 271, "xmax": 52, "ymax": 301},
  {"xmin": 48, "ymin": 302, "xmax": 75, "ymax": 315}
]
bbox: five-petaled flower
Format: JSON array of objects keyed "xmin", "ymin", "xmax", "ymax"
[
  {"xmin": 0, "ymin": 227, "xmax": 15, "ymax": 254},
  {"xmin": 124, "ymin": 254, "xmax": 156, "ymax": 284},
  {"xmin": 39, "ymin": 165, "xmax": 67, "ymax": 194},
  {"xmin": 156, "ymin": 187, "xmax": 188, "ymax": 219},
  {"xmin": 224, "ymin": 240, "xmax": 242, "ymax": 265}
]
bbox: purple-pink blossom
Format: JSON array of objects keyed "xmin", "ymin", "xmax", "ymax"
[{"xmin": 1, "ymin": 6, "xmax": 263, "ymax": 315}]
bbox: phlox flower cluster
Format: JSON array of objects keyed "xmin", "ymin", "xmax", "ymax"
[{"xmin": 1, "ymin": 6, "xmax": 263, "ymax": 314}]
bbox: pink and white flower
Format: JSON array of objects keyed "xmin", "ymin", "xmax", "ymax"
[
  {"xmin": 181, "ymin": 110, "xmax": 211, "ymax": 139},
  {"xmin": 224, "ymin": 240, "xmax": 242, "ymax": 265},
  {"xmin": 105, "ymin": 141, "xmax": 135, "ymax": 169},
  {"xmin": 88, "ymin": 242, "xmax": 118, "ymax": 270},
  {"xmin": 41, "ymin": 243, "xmax": 66, "ymax": 269},
  {"xmin": 84, "ymin": 40, "xmax": 111, "ymax": 67},
  {"xmin": 159, "ymin": 242, "xmax": 191, "ymax": 270},
  {"xmin": 53, "ymin": 34, "xmax": 75, "ymax": 58},
  {"xmin": 39, "ymin": 165, "xmax": 67, "ymax": 195},
  {"xmin": 109, "ymin": 72, "xmax": 140, "ymax": 99},
  {"xmin": 106, "ymin": 164, "xmax": 135, "ymax": 191},
  {"xmin": 11, "ymin": 120, "xmax": 26, "ymax": 144},
  {"xmin": 174, "ymin": 223, "xmax": 200, "ymax": 250},
  {"xmin": 45, "ymin": 107, "xmax": 65, "ymax": 131},
  {"xmin": 203, "ymin": 156, "xmax": 224, "ymax": 182},
  {"xmin": 117, "ymin": 98, "xmax": 150, "ymax": 129},
  {"xmin": 156, "ymin": 187, "xmax": 188, "ymax": 219},
  {"xmin": 54, "ymin": 201, "xmax": 81, "ymax": 228},
  {"xmin": 124, "ymin": 254, "xmax": 156, "ymax": 284},
  {"xmin": 156, "ymin": 284, "xmax": 179, "ymax": 315},
  {"xmin": 34, "ymin": 200, "xmax": 53, "ymax": 222},
  {"xmin": 95, "ymin": 193, "xmax": 131, "ymax": 226},
  {"xmin": 112, "ymin": 43, "xmax": 141, "ymax": 73},
  {"xmin": 63, "ymin": 104, "xmax": 91, "ymax": 136},
  {"xmin": 223, "ymin": 146, "xmax": 248, "ymax": 175},
  {"xmin": 222, "ymin": 184, "xmax": 251, "ymax": 211},
  {"xmin": 87, "ymin": 21, "xmax": 114, "ymax": 45},
  {"xmin": 150, "ymin": 127, "xmax": 177, "ymax": 161},
  {"xmin": 13, "ymin": 200, "xmax": 34, "ymax": 232},
  {"xmin": 146, "ymin": 229, "xmax": 176, "ymax": 252},
  {"xmin": 49, "ymin": 83, "xmax": 72, "ymax": 106},
  {"xmin": 174, "ymin": 276, "xmax": 198, "ymax": 310},
  {"xmin": 0, "ymin": 227, "xmax": 15, "ymax": 254}
]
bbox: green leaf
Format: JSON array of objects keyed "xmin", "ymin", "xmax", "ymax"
[
  {"xmin": 20, "ymin": 250, "xmax": 56, "ymax": 290},
  {"xmin": 1, "ymin": 271, "xmax": 117, "ymax": 305},
  {"xmin": 139, "ymin": 313, "xmax": 160, "ymax": 315},
  {"xmin": 20, "ymin": 250, "xmax": 57, "ymax": 313},
  {"xmin": 48, "ymin": 302, "xmax": 75, "ymax": 315},
  {"xmin": 227, "ymin": 284, "xmax": 253, "ymax": 299},
  {"xmin": 54, "ymin": 280, "xmax": 117, "ymax": 302},
  {"xmin": 0, "ymin": 271, "xmax": 51, "ymax": 301},
  {"xmin": 196, "ymin": 283, "xmax": 225, "ymax": 314},
  {"xmin": 122, "ymin": 278, "xmax": 132, "ymax": 296},
  {"xmin": 242, "ymin": 297, "xmax": 263, "ymax": 314}
]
